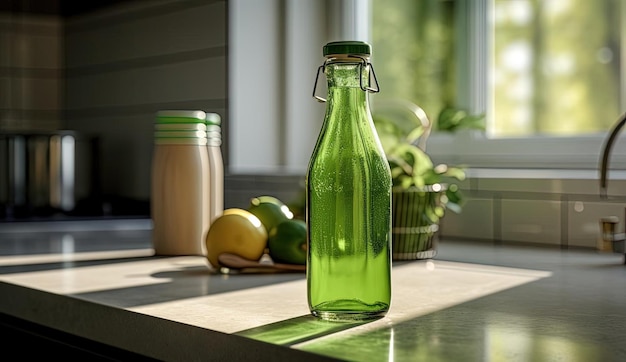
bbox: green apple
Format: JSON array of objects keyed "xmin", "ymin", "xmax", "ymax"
[{"xmin": 247, "ymin": 195, "xmax": 293, "ymax": 233}]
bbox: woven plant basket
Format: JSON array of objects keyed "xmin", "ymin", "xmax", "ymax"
[{"xmin": 391, "ymin": 185, "xmax": 445, "ymax": 260}]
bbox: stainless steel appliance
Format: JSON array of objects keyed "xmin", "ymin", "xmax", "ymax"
[{"xmin": 0, "ymin": 131, "xmax": 99, "ymax": 219}]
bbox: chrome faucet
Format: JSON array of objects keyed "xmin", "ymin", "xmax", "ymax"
[
  {"xmin": 599, "ymin": 112, "xmax": 626, "ymax": 262},
  {"xmin": 599, "ymin": 112, "xmax": 626, "ymax": 198}
]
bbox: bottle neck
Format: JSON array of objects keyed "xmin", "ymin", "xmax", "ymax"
[
  {"xmin": 325, "ymin": 62, "xmax": 371, "ymax": 114},
  {"xmin": 325, "ymin": 61, "xmax": 370, "ymax": 91}
]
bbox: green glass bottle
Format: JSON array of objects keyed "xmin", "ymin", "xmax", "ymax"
[{"xmin": 306, "ymin": 41, "xmax": 392, "ymax": 321}]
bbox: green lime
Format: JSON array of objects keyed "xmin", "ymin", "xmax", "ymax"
[
  {"xmin": 247, "ymin": 195, "xmax": 293, "ymax": 233},
  {"xmin": 268, "ymin": 219, "xmax": 307, "ymax": 265}
]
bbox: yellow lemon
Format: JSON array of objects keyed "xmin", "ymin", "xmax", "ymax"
[
  {"xmin": 205, "ymin": 208, "xmax": 268, "ymax": 268},
  {"xmin": 247, "ymin": 195, "xmax": 293, "ymax": 233},
  {"xmin": 268, "ymin": 219, "xmax": 307, "ymax": 265}
]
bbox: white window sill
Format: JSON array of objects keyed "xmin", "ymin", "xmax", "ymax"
[{"xmin": 466, "ymin": 167, "xmax": 626, "ymax": 181}]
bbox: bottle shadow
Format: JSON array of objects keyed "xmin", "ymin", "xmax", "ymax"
[{"xmin": 235, "ymin": 314, "xmax": 379, "ymax": 346}]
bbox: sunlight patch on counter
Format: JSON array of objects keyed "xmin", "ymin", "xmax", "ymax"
[{"xmin": 129, "ymin": 260, "xmax": 551, "ymax": 335}]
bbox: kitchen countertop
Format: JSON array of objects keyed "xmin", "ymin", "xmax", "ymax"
[{"xmin": 1, "ymin": 219, "xmax": 626, "ymax": 361}]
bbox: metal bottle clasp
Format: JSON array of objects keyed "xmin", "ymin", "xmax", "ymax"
[{"xmin": 312, "ymin": 55, "xmax": 380, "ymax": 103}]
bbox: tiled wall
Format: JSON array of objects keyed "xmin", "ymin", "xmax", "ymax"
[
  {"xmin": 224, "ymin": 174, "xmax": 306, "ymax": 214},
  {"xmin": 222, "ymin": 170, "xmax": 626, "ymax": 249},
  {"xmin": 63, "ymin": 0, "xmax": 227, "ymax": 201},
  {"xmin": 1, "ymin": 1, "xmax": 308, "ymax": 218},
  {"xmin": 0, "ymin": 13, "xmax": 62, "ymax": 130},
  {"xmin": 440, "ymin": 171, "xmax": 626, "ymax": 249}
]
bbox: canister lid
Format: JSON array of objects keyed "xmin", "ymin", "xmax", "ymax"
[
  {"xmin": 155, "ymin": 137, "xmax": 208, "ymax": 145},
  {"xmin": 154, "ymin": 130, "xmax": 207, "ymax": 138},
  {"xmin": 206, "ymin": 125, "xmax": 221, "ymax": 133},
  {"xmin": 156, "ymin": 110, "xmax": 207, "ymax": 123},
  {"xmin": 206, "ymin": 113, "xmax": 221, "ymax": 126},
  {"xmin": 207, "ymin": 138, "xmax": 222, "ymax": 147},
  {"xmin": 323, "ymin": 41, "xmax": 371, "ymax": 57},
  {"xmin": 155, "ymin": 123, "xmax": 207, "ymax": 131},
  {"xmin": 206, "ymin": 130, "xmax": 221, "ymax": 141}
]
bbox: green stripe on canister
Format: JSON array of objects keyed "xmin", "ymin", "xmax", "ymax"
[
  {"xmin": 206, "ymin": 113, "xmax": 221, "ymax": 126},
  {"xmin": 156, "ymin": 110, "xmax": 207, "ymax": 124},
  {"xmin": 155, "ymin": 123, "xmax": 207, "ymax": 131}
]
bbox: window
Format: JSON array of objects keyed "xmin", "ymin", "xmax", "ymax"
[
  {"xmin": 229, "ymin": 0, "xmax": 626, "ymax": 175},
  {"xmin": 492, "ymin": 0, "xmax": 621, "ymax": 137},
  {"xmin": 371, "ymin": 0, "xmax": 457, "ymax": 128},
  {"xmin": 371, "ymin": 0, "xmax": 626, "ymax": 170}
]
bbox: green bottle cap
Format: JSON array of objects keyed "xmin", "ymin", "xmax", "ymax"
[{"xmin": 323, "ymin": 41, "xmax": 371, "ymax": 57}]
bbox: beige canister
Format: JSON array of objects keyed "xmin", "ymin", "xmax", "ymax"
[
  {"xmin": 206, "ymin": 113, "xmax": 224, "ymax": 223},
  {"xmin": 151, "ymin": 110, "xmax": 210, "ymax": 256}
]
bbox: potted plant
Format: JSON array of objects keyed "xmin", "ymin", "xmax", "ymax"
[{"xmin": 372, "ymin": 99, "xmax": 484, "ymax": 260}]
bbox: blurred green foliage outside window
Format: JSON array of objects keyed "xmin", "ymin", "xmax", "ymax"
[{"xmin": 372, "ymin": 0, "xmax": 623, "ymax": 137}]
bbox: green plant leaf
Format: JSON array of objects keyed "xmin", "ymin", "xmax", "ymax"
[
  {"xmin": 373, "ymin": 115, "xmax": 405, "ymax": 153},
  {"xmin": 405, "ymin": 127, "xmax": 425, "ymax": 145},
  {"xmin": 444, "ymin": 201, "xmax": 463, "ymax": 214},
  {"xmin": 457, "ymin": 114, "xmax": 486, "ymax": 131},
  {"xmin": 444, "ymin": 185, "xmax": 465, "ymax": 214},
  {"xmin": 441, "ymin": 166, "xmax": 466, "ymax": 181},
  {"xmin": 437, "ymin": 107, "xmax": 486, "ymax": 132},
  {"xmin": 398, "ymin": 175, "xmax": 413, "ymax": 189},
  {"xmin": 437, "ymin": 108, "xmax": 467, "ymax": 132},
  {"xmin": 373, "ymin": 102, "xmax": 479, "ymax": 216},
  {"xmin": 422, "ymin": 169, "xmax": 441, "ymax": 185}
]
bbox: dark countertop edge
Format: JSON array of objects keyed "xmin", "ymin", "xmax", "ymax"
[{"xmin": 0, "ymin": 282, "xmax": 338, "ymax": 361}]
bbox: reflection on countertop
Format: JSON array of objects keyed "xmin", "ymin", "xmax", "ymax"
[{"xmin": 0, "ymin": 218, "xmax": 152, "ymax": 257}]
